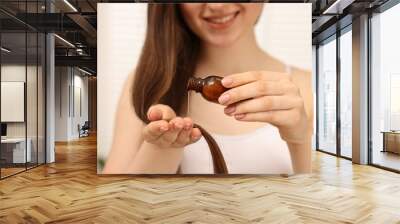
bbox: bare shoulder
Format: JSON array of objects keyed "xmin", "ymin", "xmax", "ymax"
[
  {"xmin": 103, "ymin": 70, "xmax": 144, "ymax": 173},
  {"xmin": 262, "ymin": 52, "xmax": 311, "ymax": 83},
  {"xmin": 117, "ymin": 72, "xmax": 138, "ymax": 118},
  {"xmin": 262, "ymin": 53, "xmax": 312, "ymax": 79},
  {"xmin": 113, "ymin": 69, "xmax": 144, "ymax": 141},
  {"xmin": 290, "ymin": 67, "xmax": 312, "ymax": 80}
]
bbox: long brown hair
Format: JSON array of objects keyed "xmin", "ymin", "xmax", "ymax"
[
  {"xmin": 132, "ymin": 4, "xmax": 228, "ymax": 174},
  {"xmin": 132, "ymin": 4, "xmax": 199, "ymax": 121}
]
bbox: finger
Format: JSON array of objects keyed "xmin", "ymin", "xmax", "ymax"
[
  {"xmin": 182, "ymin": 117, "xmax": 193, "ymax": 127},
  {"xmin": 147, "ymin": 106, "xmax": 162, "ymax": 121},
  {"xmin": 159, "ymin": 117, "xmax": 184, "ymax": 145},
  {"xmin": 218, "ymin": 80, "xmax": 286, "ymax": 105},
  {"xmin": 143, "ymin": 120, "xmax": 170, "ymax": 142},
  {"xmin": 173, "ymin": 118, "xmax": 193, "ymax": 146},
  {"xmin": 221, "ymin": 71, "xmax": 290, "ymax": 88},
  {"xmin": 147, "ymin": 104, "xmax": 176, "ymax": 121},
  {"xmin": 225, "ymin": 95, "xmax": 303, "ymax": 115},
  {"xmin": 189, "ymin": 128, "xmax": 202, "ymax": 143},
  {"xmin": 234, "ymin": 110, "xmax": 298, "ymax": 126}
]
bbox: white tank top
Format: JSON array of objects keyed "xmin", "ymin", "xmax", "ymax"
[
  {"xmin": 181, "ymin": 66, "xmax": 294, "ymax": 174},
  {"xmin": 181, "ymin": 124, "xmax": 293, "ymax": 174}
]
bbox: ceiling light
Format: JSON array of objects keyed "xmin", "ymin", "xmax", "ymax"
[
  {"xmin": 78, "ymin": 67, "xmax": 93, "ymax": 76},
  {"xmin": 63, "ymin": 0, "xmax": 78, "ymax": 12},
  {"xmin": 1, "ymin": 47, "xmax": 11, "ymax": 53},
  {"xmin": 323, "ymin": 0, "xmax": 355, "ymax": 15},
  {"xmin": 54, "ymin": 34, "xmax": 75, "ymax": 48}
]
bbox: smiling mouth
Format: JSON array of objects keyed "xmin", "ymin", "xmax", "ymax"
[{"xmin": 204, "ymin": 11, "xmax": 239, "ymax": 25}]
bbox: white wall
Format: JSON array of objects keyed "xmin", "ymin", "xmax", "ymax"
[
  {"xmin": 255, "ymin": 4, "xmax": 311, "ymax": 70},
  {"xmin": 54, "ymin": 67, "xmax": 89, "ymax": 141},
  {"xmin": 72, "ymin": 73, "xmax": 89, "ymax": 138},
  {"xmin": 97, "ymin": 3, "xmax": 312, "ymax": 159},
  {"xmin": 97, "ymin": 3, "xmax": 147, "ymax": 159},
  {"xmin": 1, "ymin": 64, "xmax": 46, "ymax": 163},
  {"xmin": 55, "ymin": 67, "xmax": 69, "ymax": 141},
  {"xmin": 1, "ymin": 65, "xmax": 36, "ymax": 138}
]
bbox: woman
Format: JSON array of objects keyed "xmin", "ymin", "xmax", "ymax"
[{"xmin": 103, "ymin": 3, "xmax": 313, "ymax": 174}]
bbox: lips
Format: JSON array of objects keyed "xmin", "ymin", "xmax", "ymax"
[{"xmin": 203, "ymin": 11, "xmax": 239, "ymax": 29}]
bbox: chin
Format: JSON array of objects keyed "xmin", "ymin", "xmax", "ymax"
[{"xmin": 203, "ymin": 34, "xmax": 241, "ymax": 48}]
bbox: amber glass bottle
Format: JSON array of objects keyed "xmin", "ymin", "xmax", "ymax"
[
  {"xmin": 187, "ymin": 76, "xmax": 228, "ymax": 103},
  {"xmin": 186, "ymin": 75, "xmax": 229, "ymax": 174}
]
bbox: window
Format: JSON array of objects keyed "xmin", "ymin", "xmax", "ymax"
[
  {"xmin": 339, "ymin": 27, "xmax": 352, "ymax": 158},
  {"xmin": 370, "ymin": 3, "xmax": 400, "ymax": 171},
  {"xmin": 312, "ymin": 45, "xmax": 317, "ymax": 150},
  {"xmin": 317, "ymin": 36, "xmax": 337, "ymax": 154}
]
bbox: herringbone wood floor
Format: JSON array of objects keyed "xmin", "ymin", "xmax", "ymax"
[{"xmin": 1, "ymin": 135, "xmax": 400, "ymax": 224}]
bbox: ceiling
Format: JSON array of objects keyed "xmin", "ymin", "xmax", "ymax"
[{"xmin": 0, "ymin": 0, "xmax": 99, "ymax": 74}]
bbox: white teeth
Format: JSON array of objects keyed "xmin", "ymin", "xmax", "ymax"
[{"xmin": 208, "ymin": 14, "xmax": 235, "ymax": 24}]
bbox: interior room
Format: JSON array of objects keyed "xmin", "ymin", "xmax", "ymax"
[
  {"xmin": 0, "ymin": 0, "xmax": 400, "ymax": 223},
  {"xmin": 0, "ymin": 18, "xmax": 46, "ymax": 177}
]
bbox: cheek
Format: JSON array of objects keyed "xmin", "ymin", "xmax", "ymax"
[
  {"xmin": 243, "ymin": 4, "xmax": 263, "ymax": 26},
  {"xmin": 180, "ymin": 4, "xmax": 203, "ymax": 32}
]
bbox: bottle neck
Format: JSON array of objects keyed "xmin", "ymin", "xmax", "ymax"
[{"xmin": 187, "ymin": 77, "xmax": 204, "ymax": 93}]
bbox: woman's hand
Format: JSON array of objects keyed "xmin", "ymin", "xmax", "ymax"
[
  {"xmin": 143, "ymin": 104, "xmax": 202, "ymax": 148},
  {"xmin": 218, "ymin": 71, "xmax": 310, "ymax": 145}
]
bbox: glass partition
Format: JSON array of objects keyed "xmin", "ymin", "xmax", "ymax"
[
  {"xmin": 317, "ymin": 36, "xmax": 337, "ymax": 154},
  {"xmin": 1, "ymin": 31, "xmax": 28, "ymax": 177},
  {"xmin": 0, "ymin": 1, "xmax": 46, "ymax": 179}
]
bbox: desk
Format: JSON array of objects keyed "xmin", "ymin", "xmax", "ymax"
[
  {"xmin": 381, "ymin": 131, "xmax": 400, "ymax": 154},
  {"xmin": 1, "ymin": 138, "xmax": 31, "ymax": 163}
]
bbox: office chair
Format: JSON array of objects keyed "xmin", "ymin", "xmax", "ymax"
[{"xmin": 79, "ymin": 121, "xmax": 90, "ymax": 138}]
